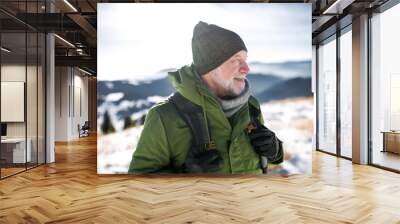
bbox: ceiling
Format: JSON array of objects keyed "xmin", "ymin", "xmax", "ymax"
[
  {"xmin": 0, "ymin": 0, "xmax": 394, "ymax": 75},
  {"xmin": 309, "ymin": 0, "xmax": 389, "ymax": 44},
  {"xmin": 0, "ymin": 0, "xmax": 100, "ymax": 74}
]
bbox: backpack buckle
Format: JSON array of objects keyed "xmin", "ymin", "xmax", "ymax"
[
  {"xmin": 245, "ymin": 122, "xmax": 257, "ymax": 134},
  {"xmin": 205, "ymin": 141, "xmax": 217, "ymax": 151}
]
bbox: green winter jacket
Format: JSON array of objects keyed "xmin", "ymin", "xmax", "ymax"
[{"xmin": 128, "ymin": 64, "xmax": 283, "ymax": 174}]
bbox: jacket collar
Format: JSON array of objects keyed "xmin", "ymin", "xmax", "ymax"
[
  {"xmin": 168, "ymin": 64, "xmax": 258, "ymax": 138},
  {"xmin": 168, "ymin": 64, "xmax": 221, "ymax": 109}
]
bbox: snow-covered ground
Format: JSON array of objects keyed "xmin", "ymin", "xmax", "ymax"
[
  {"xmin": 98, "ymin": 97, "xmax": 313, "ymax": 175},
  {"xmin": 98, "ymin": 125, "xmax": 143, "ymax": 174},
  {"xmin": 260, "ymin": 97, "xmax": 313, "ymax": 174}
]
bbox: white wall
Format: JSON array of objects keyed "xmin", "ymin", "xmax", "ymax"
[
  {"xmin": 1, "ymin": 65, "xmax": 26, "ymax": 143},
  {"xmin": 55, "ymin": 67, "xmax": 69, "ymax": 141},
  {"xmin": 1, "ymin": 65, "xmax": 37, "ymax": 138},
  {"xmin": 1, "ymin": 64, "xmax": 25, "ymax": 131},
  {"xmin": 55, "ymin": 67, "xmax": 89, "ymax": 141},
  {"xmin": 312, "ymin": 45, "xmax": 317, "ymax": 150},
  {"xmin": 1, "ymin": 63, "xmax": 46, "ymax": 164}
]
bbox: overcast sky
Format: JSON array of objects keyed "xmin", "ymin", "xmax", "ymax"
[{"xmin": 98, "ymin": 3, "xmax": 311, "ymax": 81}]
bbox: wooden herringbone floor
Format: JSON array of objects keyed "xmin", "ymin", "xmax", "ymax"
[{"xmin": 1, "ymin": 134, "xmax": 400, "ymax": 223}]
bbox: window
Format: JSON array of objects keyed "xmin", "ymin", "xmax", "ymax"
[
  {"xmin": 371, "ymin": 3, "xmax": 400, "ymax": 171},
  {"xmin": 339, "ymin": 28, "xmax": 352, "ymax": 158},
  {"xmin": 318, "ymin": 36, "xmax": 337, "ymax": 154}
]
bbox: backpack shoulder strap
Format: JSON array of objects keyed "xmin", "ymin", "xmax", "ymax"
[
  {"xmin": 168, "ymin": 92, "xmax": 215, "ymax": 153},
  {"xmin": 248, "ymin": 96, "xmax": 261, "ymax": 125}
]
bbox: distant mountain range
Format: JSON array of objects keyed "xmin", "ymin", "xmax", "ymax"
[
  {"xmin": 98, "ymin": 61, "xmax": 312, "ymax": 129},
  {"xmin": 98, "ymin": 78, "xmax": 174, "ymax": 106},
  {"xmin": 256, "ymin": 77, "xmax": 312, "ymax": 102},
  {"xmin": 248, "ymin": 61, "xmax": 311, "ymax": 78},
  {"xmin": 247, "ymin": 73, "xmax": 282, "ymax": 96}
]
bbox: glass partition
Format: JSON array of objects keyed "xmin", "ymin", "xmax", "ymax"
[
  {"xmin": 27, "ymin": 0, "xmax": 40, "ymax": 170},
  {"xmin": 1, "ymin": 31, "xmax": 28, "ymax": 178},
  {"xmin": 0, "ymin": 1, "xmax": 46, "ymax": 179},
  {"xmin": 27, "ymin": 30, "xmax": 38, "ymax": 169},
  {"xmin": 339, "ymin": 28, "xmax": 352, "ymax": 158},
  {"xmin": 38, "ymin": 32, "xmax": 45, "ymax": 165},
  {"xmin": 317, "ymin": 35, "xmax": 337, "ymax": 155}
]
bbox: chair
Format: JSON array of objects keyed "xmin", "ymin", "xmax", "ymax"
[{"xmin": 79, "ymin": 121, "xmax": 90, "ymax": 138}]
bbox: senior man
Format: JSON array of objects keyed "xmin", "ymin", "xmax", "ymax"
[{"xmin": 129, "ymin": 21, "xmax": 283, "ymax": 174}]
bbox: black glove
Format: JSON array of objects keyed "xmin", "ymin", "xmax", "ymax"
[
  {"xmin": 248, "ymin": 123, "xmax": 280, "ymax": 160},
  {"xmin": 183, "ymin": 147, "xmax": 224, "ymax": 173}
]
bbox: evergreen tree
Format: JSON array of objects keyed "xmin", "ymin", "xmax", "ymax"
[
  {"xmin": 123, "ymin": 115, "xmax": 134, "ymax": 130},
  {"xmin": 101, "ymin": 110, "xmax": 115, "ymax": 134}
]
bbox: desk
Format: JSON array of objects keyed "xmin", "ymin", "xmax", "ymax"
[
  {"xmin": 381, "ymin": 131, "xmax": 400, "ymax": 154},
  {"xmin": 1, "ymin": 138, "xmax": 31, "ymax": 163}
]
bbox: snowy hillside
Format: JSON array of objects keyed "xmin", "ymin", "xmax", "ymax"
[
  {"xmin": 97, "ymin": 60, "xmax": 312, "ymax": 133},
  {"xmin": 98, "ymin": 97, "xmax": 313, "ymax": 175},
  {"xmin": 248, "ymin": 61, "xmax": 311, "ymax": 78},
  {"xmin": 260, "ymin": 97, "xmax": 313, "ymax": 174}
]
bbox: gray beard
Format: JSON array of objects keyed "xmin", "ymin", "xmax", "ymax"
[{"xmin": 216, "ymin": 80, "xmax": 251, "ymax": 117}]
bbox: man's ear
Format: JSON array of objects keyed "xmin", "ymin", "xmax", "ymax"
[{"xmin": 201, "ymin": 69, "xmax": 213, "ymax": 80}]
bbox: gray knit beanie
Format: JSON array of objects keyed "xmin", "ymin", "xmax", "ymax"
[{"xmin": 192, "ymin": 21, "xmax": 247, "ymax": 76}]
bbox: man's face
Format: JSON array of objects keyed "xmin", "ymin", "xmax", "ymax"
[{"xmin": 206, "ymin": 50, "xmax": 250, "ymax": 98}]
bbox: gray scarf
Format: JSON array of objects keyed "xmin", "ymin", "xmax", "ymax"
[{"xmin": 217, "ymin": 80, "xmax": 251, "ymax": 117}]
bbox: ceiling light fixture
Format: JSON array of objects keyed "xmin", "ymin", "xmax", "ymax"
[
  {"xmin": 54, "ymin": 34, "xmax": 75, "ymax": 48},
  {"xmin": 63, "ymin": 0, "xmax": 78, "ymax": 12},
  {"xmin": 76, "ymin": 48, "xmax": 85, "ymax": 55},
  {"xmin": 78, "ymin": 67, "xmax": 92, "ymax": 76},
  {"xmin": 1, "ymin": 47, "xmax": 11, "ymax": 53},
  {"xmin": 322, "ymin": 0, "xmax": 354, "ymax": 15}
]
